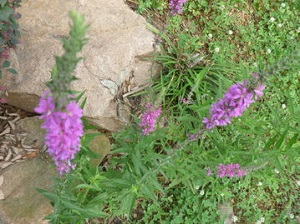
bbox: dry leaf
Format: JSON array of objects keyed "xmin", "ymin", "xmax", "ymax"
[
  {"xmin": 0, "ymin": 161, "xmax": 12, "ymax": 169},
  {"xmin": 11, "ymin": 154, "xmax": 22, "ymax": 162},
  {"xmin": 22, "ymin": 151, "xmax": 38, "ymax": 159},
  {"xmin": 8, "ymin": 120, "xmax": 15, "ymax": 130},
  {"xmin": 0, "ymin": 127, "xmax": 10, "ymax": 136},
  {"xmin": 4, "ymin": 150, "xmax": 12, "ymax": 161},
  {"xmin": 0, "ymin": 175, "xmax": 3, "ymax": 187}
]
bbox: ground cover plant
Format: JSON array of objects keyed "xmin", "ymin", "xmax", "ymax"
[
  {"xmin": 0, "ymin": 0, "xmax": 21, "ymax": 102},
  {"xmin": 3, "ymin": 0, "xmax": 298, "ymax": 223}
]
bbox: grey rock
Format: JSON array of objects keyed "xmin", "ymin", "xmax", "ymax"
[
  {"xmin": 1, "ymin": 0, "xmax": 157, "ymax": 131},
  {"xmin": 15, "ymin": 116, "xmax": 46, "ymax": 149},
  {"xmin": 0, "ymin": 157, "xmax": 56, "ymax": 224}
]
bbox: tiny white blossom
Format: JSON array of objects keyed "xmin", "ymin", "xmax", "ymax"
[
  {"xmin": 266, "ymin": 49, "xmax": 272, "ymax": 54},
  {"xmin": 214, "ymin": 47, "xmax": 220, "ymax": 53},
  {"xmin": 297, "ymin": 27, "xmax": 300, "ymax": 33},
  {"xmin": 228, "ymin": 30, "xmax": 234, "ymax": 35},
  {"xmin": 200, "ymin": 189, "xmax": 205, "ymax": 196},
  {"xmin": 281, "ymin": 3, "xmax": 286, "ymax": 8},
  {"xmin": 253, "ymin": 62, "xmax": 258, "ymax": 67},
  {"xmin": 260, "ymin": 217, "xmax": 265, "ymax": 223},
  {"xmin": 220, "ymin": 193, "xmax": 225, "ymax": 197},
  {"xmin": 296, "ymin": 180, "xmax": 300, "ymax": 186},
  {"xmin": 256, "ymin": 221, "xmax": 262, "ymax": 224},
  {"xmin": 232, "ymin": 215, "xmax": 238, "ymax": 223},
  {"xmin": 194, "ymin": 185, "xmax": 200, "ymax": 190},
  {"xmin": 269, "ymin": 17, "xmax": 275, "ymax": 22},
  {"xmin": 282, "ymin": 104, "xmax": 286, "ymax": 109},
  {"xmin": 208, "ymin": 33, "xmax": 213, "ymax": 39},
  {"xmin": 274, "ymin": 169, "xmax": 280, "ymax": 174},
  {"xmin": 289, "ymin": 214, "xmax": 295, "ymax": 219},
  {"xmin": 277, "ymin": 23, "xmax": 283, "ymax": 28},
  {"xmin": 257, "ymin": 182, "xmax": 263, "ymax": 186},
  {"xmin": 220, "ymin": 5, "xmax": 225, "ymax": 10}
]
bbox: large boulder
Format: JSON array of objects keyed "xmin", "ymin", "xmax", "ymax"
[{"xmin": 1, "ymin": 0, "xmax": 157, "ymax": 131}]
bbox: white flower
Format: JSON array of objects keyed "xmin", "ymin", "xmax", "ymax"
[
  {"xmin": 200, "ymin": 189, "xmax": 205, "ymax": 196},
  {"xmin": 296, "ymin": 180, "xmax": 300, "ymax": 186},
  {"xmin": 274, "ymin": 169, "xmax": 280, "ymax": 174},
  {"xmin": 208, "ymin": 33, "xmax": 213, "ymax": 39},
  {"xmin": 269, "ymin": 17, "xmax": 275, "ymax": 22},
  {"xmin": 297, "ymin": 27, "xmax": 300, "ymax": 33},
  {"xmin": 281, "ymin": 3, "xmax": 286, "ymax": 8},
  {"xmin": 289, "ymin": 214, "xmax": 295, "ymax": 219},
  {"xmin": 266, "ymin": 49, "xmax": 272, "ymax": 54},
  {"xmin": 256, "ymin": 217, "xmax": 265, "ymax": 223},
  {"xmin": 228, "ymin": 30, "xmax": 234, "ymax": 35},
  {"xmin": 277, "ymin": 23, "xmax": 283, "ymax": 28},
  {"xmin": 220, "ymin": 193, "xmax": 225, "ymax": 197},
  {"xmin": 282, "ymin": 104, "xmax": 286, "ymax": 109},
  {"xmin": 253, "ymin": 62, "xmax": 258, "ymax": 67},
  {"xmin": 220, "ymin": 5, "xmax": 225, "ymax": 10},
  {"xmin": 214, "ymin": 47, "xmax": 220, "ymax": 53},
  {"xmin": 232, "ymin": 215, "xmax": 238, "ymax": 223},
  {"xmin": 257, "ymin": 182, "xmax": 263, "ymax": 186}
]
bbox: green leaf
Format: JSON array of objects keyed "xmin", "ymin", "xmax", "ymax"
[
  {"xmin": 2, "ymin": 60, "xmax": 10, "ymax": 68},
  {"xmin": 36, "ymin": 188, "xmax": 58, "ymax": 202},
  {"xmin": 80, "ymin": 96, "xmax": 87, "ymax": 109},
  {"xmin": 120, "ymin": 190, "xmax": 137, "ymax": 216},
  {"xmin": 7, "ymin": 68, "xmax": 17, "ymax": 74},
  {"xmin": 0, "ymin": 6, "xmax": 14, "ymax": 21},
  {"xmin": 0, "ymin": 0, "xmax": 7, "ymax": 7}
]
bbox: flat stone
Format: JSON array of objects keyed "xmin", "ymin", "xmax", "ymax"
[
  {"xmin": 15, "ymin": 116, "xmax": 46, "ymax": 149},
  {"xmin": 0, "ymin": 157, "xmax": 56, "ymax": 224},
  {"xmin": 87, "ymin": 133, "xmax": 111, "ymax": 167}
]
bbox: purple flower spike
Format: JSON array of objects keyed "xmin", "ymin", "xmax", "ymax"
[
  {"xmin": 139, "ymin": 103, "xmax": 162, "ymax": 135},
  {"xmin": 217, "ymin": 163, "xmax": 246, "ymax": 178},
  {"xmin": 169, "ymin": 0, "xmax": 187, "ymax": 15},
  {"xmin": 35, "ymin": 92, "xmax": 83, "ymax": 175},
  {"xmin": 203, "ymin": 79, "xmax": 265, "ymax": 129}
]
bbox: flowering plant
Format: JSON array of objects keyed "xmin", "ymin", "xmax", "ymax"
[
  {"xmin": 139, "ymin": 103, "xmax": 162, "ymax": 135},
  {"xmin": 0, "ymin": 0, "xmax": 22, "ymax": 77},
  {"xmin": 169, "ymin": 0, "xmax": 187, "ymax": 15},
  {"xmin": 203, "ymin": 77, "xmax": 265, "ymax": 129},
  {"xmin": 35, "ymin": 11, "xmax": 88, "ymax": 175}
]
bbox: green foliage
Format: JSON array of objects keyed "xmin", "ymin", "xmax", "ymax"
[
  {"xmin": 0, "ymin": 0, "xmax": 21, "ymax": 78},
  {"xmin": 134, "ymin": 0, "xmax": 166, "ymax": 13}
]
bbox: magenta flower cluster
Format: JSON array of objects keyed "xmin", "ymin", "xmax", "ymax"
[
  {"xmin": 203, "ymin": 80, "xmax": 265, "ymax": 129},
  {"xmin": 169, "ymin": 0, "xmax": 187, "ymax": 15},
  {"xmin": 217, "ymin": 163, "xmax": 246, "ymax": 178},
  {"xmin": 139, "ymin": 103, "xmax": 162, "ymax": 135},
  {"xmin": 35, "ymin": 92, "xmax": 83, "ymax": 175}
]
